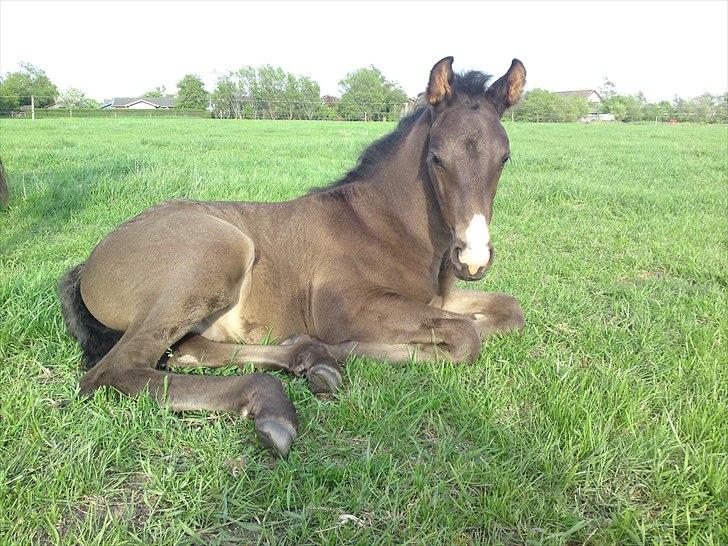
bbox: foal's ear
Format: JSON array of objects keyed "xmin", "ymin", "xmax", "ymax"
[
  {"xmin": 426, "ymin": 56, "xmax": 455, "ymax": 106},
  {"xmin": 485, "ymin": 59, "xmax": 526, "ymax": 117}
]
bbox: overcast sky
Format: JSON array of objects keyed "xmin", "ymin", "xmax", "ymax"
[{"xmin": 1, "ymin": 0, "xmax": 726, "ymax": 102}]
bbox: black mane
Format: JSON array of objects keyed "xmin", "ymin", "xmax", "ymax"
[
  {"xmin": 453, "ymin": 70, "xmax": 493, "ymax": 98},
  {"xmin": 310, "ymin": 70, "xmax": 492, "ymax": 194}
]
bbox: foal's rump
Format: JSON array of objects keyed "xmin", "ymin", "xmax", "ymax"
[
  {"xmin": 58, "ymin": 263, "xmax": 123, "ymax": 368},
  {"xmin": 58, "ymin": 201, "xmax": 259, "ymax": 367}
]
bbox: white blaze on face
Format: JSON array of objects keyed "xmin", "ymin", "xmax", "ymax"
[{"xmin": 458, "ymin": 214, "xmax": 491, "ymax": 275}]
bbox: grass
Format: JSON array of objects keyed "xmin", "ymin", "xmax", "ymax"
[{"xmin": 0, "ymin": 118, "xmax": 726, "ymax": 544}]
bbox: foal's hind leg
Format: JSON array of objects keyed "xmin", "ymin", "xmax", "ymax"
[
  {"xmin": 440, "ymin": 288, "xmax": 525, "ymax": 339},
  {"xmin": 81, "ymin": 328, "xmax": 299, "ymax": 458},
  {"xmin": 79, "ymin": 308, "xmax": 299, "ymax": 457},
  {"xmin": 79, "ymin": 257, "xmax": 298, "ymax": 456},
  {"xmin": 170, "ymin": 334, "xmax": 343, "ymax": 395}
]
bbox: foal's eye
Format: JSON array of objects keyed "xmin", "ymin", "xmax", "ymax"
[
  {"xmin": 430, "ymin": 153, "xmax": 444, "ymax": 169},
  {"xmin": 500, "ymin": 154, "xmax": 511, "ymax": 167}
]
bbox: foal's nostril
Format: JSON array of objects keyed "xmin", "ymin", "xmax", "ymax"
[{"xmin": 450, "ymin": 240, "xmax": 465, "ymax": 268}]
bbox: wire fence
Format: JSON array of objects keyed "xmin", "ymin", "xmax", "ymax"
[{"xmin": 1, "ymin": 95, "xmax": 726, "ymax": 123}]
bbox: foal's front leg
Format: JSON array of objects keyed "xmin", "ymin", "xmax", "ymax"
[
  {"xmin": 439, "ymin": 288, "xmax": 525, "ymax": 339},
  {"xmin": 170, "ymin": 334, "xmax": 343, "ymax": 395},
  {"xmin": 319, "ymin": 291, "xmax": 482, "ymax": 364}
]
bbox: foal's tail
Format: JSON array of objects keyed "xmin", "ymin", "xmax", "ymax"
[{"xmin": 58, "ymin": 263, "xmax": 123, "ymax": 369}]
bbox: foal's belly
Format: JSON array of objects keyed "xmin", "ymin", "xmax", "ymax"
[
  {"xmin": 192, "ymin": 295, "xmax": 268, "ymax": 344},
  {"xmin": 191, "ymin": 263, "xmax": 305, "ymax": 344}
]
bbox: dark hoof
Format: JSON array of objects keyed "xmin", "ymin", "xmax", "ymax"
[
  {"xmin": 307, "ymin": 360, "xmax": 342, "ymax": 395},
  {"xmin": 256, "ymin": 419, "xmax": 296, "ymax": 458}
]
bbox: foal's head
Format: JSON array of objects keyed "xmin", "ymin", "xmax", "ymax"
[{"xmin": 424, "ymin": 56, "xmax": 525, "ymax": 281}]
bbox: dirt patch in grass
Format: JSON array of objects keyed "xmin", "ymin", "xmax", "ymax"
[{"xmin": 54, "ymin": 473, "xmax": 154, "ymax": 540}]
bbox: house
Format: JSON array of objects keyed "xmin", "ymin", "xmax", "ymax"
[
  {"xmin": 100, "ymin": 97, "xmax": 177, "ymax": 109},
  {"xmin": 555, "ymin": 89, "xmax": 603, "ymax": 105},
  {"xmin": 554, "ymin": 89, "xmax": 614, "ymax": 122}
]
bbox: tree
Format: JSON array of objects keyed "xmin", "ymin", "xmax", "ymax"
[
  {"xmin": 599, "ymin": 76, "xmax": 617, "ymax": 100},
  {"xmin": 283, "ymin": 72, "xmax": 300, "ymax": 119},
  {"xmin": 337, "ymin": 67, "xmax": 408, "ymax": 121},
  {"xmin": 298, "ymin": 76, "xmax": 322, "ymax": 120},
  {"xmin": 513, "ymin": 89, "xmax": 559, "ymax": 122},
  {"xmin": 620, "ymin": 95, "xmax": 644, "ymax": 122},
  {"xmin": 56, "ymin": 87, "xmax": 97, "ymax": 112},
  {"xmin": 643, "ymin": 100, "xmax": 671, "ymax": 122},
  {"xmin": 672, "ymin": 95, "xmax": 692, "ymax": 122},
  {"xmin": 256, "ymin": 65, "xmax": 287, "ymax": 119},
  {"xmin": 693, "ymin": 93, "xmax": 717, "ymax": 122},
  {"xmin": 716, "ymin": 93, "xmax": 728, "ymax": 124},
  {"xmin": 211, "ymin": 66, "xmax": 322, "ymax": 120},
  {"xmin": 0, "ymin": 76, "xmax": 20, "ymax": 111},
  {"xmin": 211, "ymin": 75, "xmax": 239, "ymax": 118},
  {"xmin": 602, "ymin": 96, "xmax": 627, "ymax": 121},
  {"xmin": 0, "ymin": 62, "xmax": 58, "ymax": 107},
  {"xmin": 176, "ymin": 74, "xmax": 207, "ymax": 109},
  {"xmin": 144, "ymin": 85, "xmax": 170, "ymax": 98},
  {"xmin": 561, "ymin": 95, "xmax": 590, "ymax": 122},
  {"xmin": 317, "ymin": 95, "xmax": 340, "ymax": 120}
]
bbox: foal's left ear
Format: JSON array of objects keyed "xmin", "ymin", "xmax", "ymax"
[{"xmin": 485, "ymin": 59, "xmax": 526, "ymax": 117}]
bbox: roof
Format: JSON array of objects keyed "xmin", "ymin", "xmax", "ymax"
[
  {"xmin": 101, "ymin": 96, "xmax": 177, "ymax": 108},
  {"xmin": 554, "ymin": 89, "xmax": 603, "ymax": 100}
]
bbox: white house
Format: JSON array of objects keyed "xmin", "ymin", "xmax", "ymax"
[
  {"xmin": 100, "ymin": 97, "xmax": 177, "ymax": 109},
  {"xmin": 555, "ymin": 89, "xmax": 603, "ymax": 105}
]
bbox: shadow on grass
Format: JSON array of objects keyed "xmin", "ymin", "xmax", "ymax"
[{"xmin": 0, "ymin": 158, "xmax": 150, "ymax": 256}]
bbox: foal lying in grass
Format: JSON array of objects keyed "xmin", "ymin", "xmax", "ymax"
[{"xmin": 59, "ymin": 57, "xmax": 526, "ymax": 457}]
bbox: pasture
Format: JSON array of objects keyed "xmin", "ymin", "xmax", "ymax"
[{"xmin": 0, "ymin": 118, "xmax": 726, "ymax": 544}]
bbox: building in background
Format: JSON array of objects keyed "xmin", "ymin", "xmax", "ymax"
[
  {"xmin": 100, "ymin": 97, "xmax": 177, "ymax": 109},
  {"xmin": 555, "ymin": 89, "xmax": 614, "ymax": 121}
]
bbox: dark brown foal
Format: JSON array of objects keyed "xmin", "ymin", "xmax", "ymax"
[{"xmin": 59, "ymin": 56, "xmax": 527, "ymax": 457}]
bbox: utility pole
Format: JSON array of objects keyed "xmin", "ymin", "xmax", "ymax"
[{"xmin": 31, "ymin": 95, "xmax": 35, "ymax": 121}]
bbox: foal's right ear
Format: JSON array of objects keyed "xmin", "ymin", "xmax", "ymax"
[{"xmin": 426, "ymin": 56, "xmax": 455, "ymax": 106}]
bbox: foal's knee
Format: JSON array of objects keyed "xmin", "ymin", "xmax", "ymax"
[
  {"xmin": 442, "ymin": 318, "xmax": 481, "ymax": 364},
  {"xmin": 486, "ymin": 293, "xmax": 525, "ymax": 333},
  {"xmin": 500, "ymin": 294, "xmax": 525, "ymax": 332}
]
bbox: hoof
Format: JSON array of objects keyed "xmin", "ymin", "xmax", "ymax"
[
  {"xmin": 307, "ymin": 360, "xmax": 342, "ymax": 395},
  {"xmin": 256, "ymin": 419, "xmax": 296, "ymax": 458}
]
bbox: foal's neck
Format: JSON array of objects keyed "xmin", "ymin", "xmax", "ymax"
[{"xmin": 353, "ymin": 113, "xmax": 450, "ymax": 258}]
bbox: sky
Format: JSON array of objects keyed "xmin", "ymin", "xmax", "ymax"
[{"xmin": 1, "ymin": 0, "xmax": 726, "ymax": 102}]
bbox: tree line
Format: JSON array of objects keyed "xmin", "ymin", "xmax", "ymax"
[
  {"xmin": 1, "ymin": 62, "xmax": 726, "ymax": 123},
  {"xmin": 0, "ymin": 62, "xmax": 409, "ymax": 121},
  {"xmin": 511, "ymin": 78, "xmax": 727, "ymax": 123},
  {"xmin": 210, "ymin": 65, "xmax": 408, "ymax": 121}
]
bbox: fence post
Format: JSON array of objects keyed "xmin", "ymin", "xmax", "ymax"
[{"xmin": 31, "ymin": 95, "xmax": 35, "ymax": 121}]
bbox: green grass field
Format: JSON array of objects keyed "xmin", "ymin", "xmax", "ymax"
[{"xmin": 0, "ymin": 118, "xmax": 726, "ymax": 544}]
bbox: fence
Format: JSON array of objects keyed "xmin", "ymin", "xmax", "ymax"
[
  {"xmin": 1, "ymin": 95, "xmax": 726, "ymax": 124},
  {"xmin": 1, "ymin": 107, "xmax": 210, "ymax": 119}
]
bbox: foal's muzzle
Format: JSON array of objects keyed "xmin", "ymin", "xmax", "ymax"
[{"xmin": 449, "ymin": 239, "xmax": 494, "ymax": 281}]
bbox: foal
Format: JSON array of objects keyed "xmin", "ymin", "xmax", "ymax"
[{"xmin": 59, "ymin": 57, "xmax": 526, "ymax": 456}]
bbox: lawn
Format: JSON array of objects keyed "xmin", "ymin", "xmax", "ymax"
[{"xmin": 0, "ymin": 118, "xmax": 726, "ymax": 544}]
